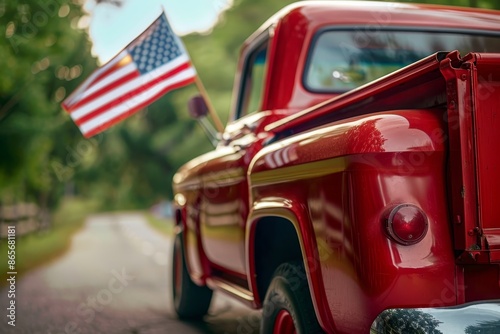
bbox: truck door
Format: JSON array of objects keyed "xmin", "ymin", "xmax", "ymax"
[{"xmin": 198, "ymin": 37, "xmax": 269, "ymax": 279}]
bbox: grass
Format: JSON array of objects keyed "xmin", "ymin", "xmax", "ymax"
[
  {"xmin": 144, "ymin": 212, "xmax": 174, "ymax": 236},
  {"xmin": 0, "ymin": 197, "xmax": 98, "ymax": 285}
]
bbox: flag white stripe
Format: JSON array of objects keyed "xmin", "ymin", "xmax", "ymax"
[
  {"xmin": 69, "ymin": 62, "xmax": 138, "ymax": 105},
  {"xmin": 281, "ymin": 147, "xmax": 290, "ymax": 164},
  {"xmin": 265, "ymin": 154, "xmax": 277, "ymax": 169},
  {"xmin": 71, "ymin": 55, "xmax": 190, "ymax": 121},
  {"xmin": 79, "ymin": 67, "xmax": 196, "ymax": 134},
  {"xmin": 274, "ymin": 150, "xmax": 283, "ymax": 167},
  {"xmin": 65, "ymin": 51, "xmax": 128, "ymax": 106}
]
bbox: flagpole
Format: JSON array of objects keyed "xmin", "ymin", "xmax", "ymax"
[{"xmin": 194, "ymin": 76, "xmax": 225, "ymax": 133}]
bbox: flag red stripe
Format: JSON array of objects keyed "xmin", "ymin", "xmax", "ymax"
[
  {"xmin": 62, "ymin": 53, "xmax": 127, "ymax": 110},
  {"xmin": 82, "ymin": 76, "xmax": 196, "ymax": 138},
  {"xmin": 67, "ymin": 70, "xmax": 140, "ymax": 112},
  {"xmin": 75, "ymin": 61, "xmax": 193, "ymax": 126},
  {"xmin": 62, "ymin": 100, "xmax": 70, "ymax": 112},
  {"xmin": 88, "ymin": 60, "xmax": 126, "ymax": 88}
]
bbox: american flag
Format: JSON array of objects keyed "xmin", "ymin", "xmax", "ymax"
[{"xmin": 62, "ymin": 14, "xmax": 196, "ymax": 138}]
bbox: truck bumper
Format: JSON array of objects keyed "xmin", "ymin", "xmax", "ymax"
[{"xmin": 370, "ymin": 301, "xmax": 500, "ymax": 333}]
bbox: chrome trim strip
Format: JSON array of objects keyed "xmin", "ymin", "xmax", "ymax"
[
  {"xmin": 250, "ymin": 157, "xmax": 346, "ymax": 186},
  {"xmin": 206, "ymin": 277, "xmax": 254, "ymax": 302},
  {"xmin": 174, "ymin": 167, "xmax": 245, "ymax": 192}
]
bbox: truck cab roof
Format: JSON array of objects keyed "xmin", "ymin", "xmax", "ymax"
[{"xmin": 230, "ymin": 1, "xmax": 500, "ymax": 121}]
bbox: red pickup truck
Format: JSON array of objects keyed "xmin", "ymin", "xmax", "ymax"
[{"xmin": 170, "ymin": 1, "xmax": 500, "ymax": 333}]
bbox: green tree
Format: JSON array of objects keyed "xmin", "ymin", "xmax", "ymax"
[
  {"xmin": 388, "ymin": 0, "xmax": 500, "ymax": 9},
  {"xmin": 372, "ymin": 309, "xmax": 443, "ymax": 334},
  {"xmin": 465, "ymin": 319, "xmax": 500, "ymax": 334},
  {"xmin": 0, "ymin": 0, "xmax": 96, "ymax": 209}
]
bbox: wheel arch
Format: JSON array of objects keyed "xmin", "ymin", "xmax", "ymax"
[{"xmin": 245, "ymin": 199, "xmax": 334, "ymax": 332}]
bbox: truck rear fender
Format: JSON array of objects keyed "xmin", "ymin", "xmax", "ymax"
[
  {"xmin": 246, "ymin": 199, "xmax": 334, "ymax": 332},
  {"xmin": 248, "ymin": 108, "xmax": 454, "ymax": 332}
]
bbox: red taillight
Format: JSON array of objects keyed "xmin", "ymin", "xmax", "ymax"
[{"xmin": 385, "ymin": 204, "xmax": 428, "ymax": 245}]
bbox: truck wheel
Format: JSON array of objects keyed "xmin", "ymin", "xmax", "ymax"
[
  {"xmin": 172, "ymin": 232, "xmax": 213, "ymax": 319},
  {"xmin": 260, "ymin": 262, "xmax": 323, "ymax": 334}
]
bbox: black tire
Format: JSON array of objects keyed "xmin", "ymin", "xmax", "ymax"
[
  {"xmin": 171, "ymin": 232, "xmax": 213, "ymax": 319},
  {"xmin": 261, "ymin": 261, "xmax": 323, "ymax": 334}
]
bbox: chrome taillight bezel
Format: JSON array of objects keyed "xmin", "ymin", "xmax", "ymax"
[{"xmin": 385, "ymin": 204, "xmax": 428, "ymax": 246}]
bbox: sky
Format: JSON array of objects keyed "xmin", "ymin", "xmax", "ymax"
[{"xmin": 84, "ymin": 0, "xmax": 233, "ymax": 63}]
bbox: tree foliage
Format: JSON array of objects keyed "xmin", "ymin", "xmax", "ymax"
[
  {"xmin": 373, "ymin": 309, "xmax": 443, "ymax": 334},
  {"xmin": 465, "ymin": 318, "xmax": 500, "ymax": 334},
  {"xmin": 398, "ymin": 0, "xmax": 500, "ymax": 9},
  {"xmin": 0, "ymin": 0, "xmax": 96, "ymax": 208}
]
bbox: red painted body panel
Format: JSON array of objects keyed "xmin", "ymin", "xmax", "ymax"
[{"xmin": 172, "ymin": 2, "xmax": 500, "ymax": 332}]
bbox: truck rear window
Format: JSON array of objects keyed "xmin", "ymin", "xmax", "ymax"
[{"xmin": 305, "ymin": 29, "xmax": 500, "ymax": 92}]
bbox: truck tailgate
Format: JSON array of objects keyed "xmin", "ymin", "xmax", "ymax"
[
  {"xmin": 472, "ymin": 54, "xmax": 500, "ymax": 262},
  {"xmin": 441, "ymin": 52, "xmax": 500, "ymax": 301},
  {"xmin": 443, "ymin": 53, "xmax": 500, "ymax": 261}
]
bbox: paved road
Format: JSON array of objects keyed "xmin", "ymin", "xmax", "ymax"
[{"xmin": 0, "ymin": 213, "xmax": 260, "ymax": 334}]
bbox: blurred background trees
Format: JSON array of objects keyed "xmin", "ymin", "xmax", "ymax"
[
  {"xmin": 1, "ymin": 0, "xmax": 500, "ymax": 216},
  {"xmin": 0, "ymin": 0, "xmax": 96, "ymax": 213}
]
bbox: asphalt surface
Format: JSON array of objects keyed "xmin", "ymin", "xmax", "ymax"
[{"xmin": 0, "ymin": 213, "xmax": 261, "ymax": 334}]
